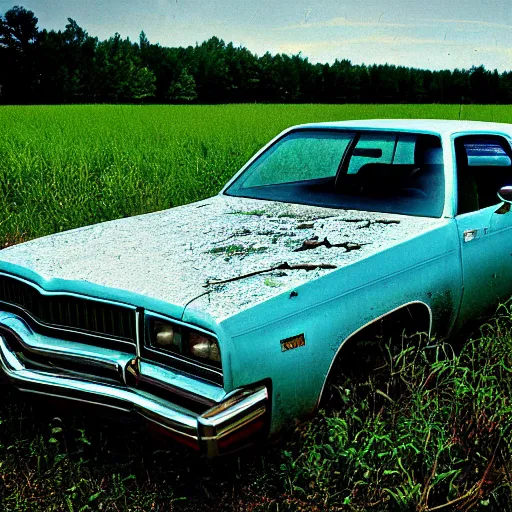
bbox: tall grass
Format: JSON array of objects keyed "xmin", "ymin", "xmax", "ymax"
[
  {"xmin": 2, "ymin": 105, "xmax": 512, "ymax": 510},
  {"xmin": 2, "ymin": 103, "xmax": 512, "ymax": 246},
  {"xmin": 279, "ymin": 309, "xmax": 512, "ymax": 511},
  {"xmin": 2, "ymin": 309, "xmax": 512, "ymax": 511}
]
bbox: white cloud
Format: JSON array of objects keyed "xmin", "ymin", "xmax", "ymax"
[
  {"xmin": 275, "ymin": 16, "xmax": 413, "ymax": 31},
  {"xmin": 414, "ymin": 18, "xmax": 512, "ymax": 31},
  {"xmin": 275, "ymin": 16, "xmax": 512, "ymax": 34},
  {"xmin": 276, "ymin": 36, "xmax": 512, "ymax": 71},
  {"xmin": 278, "ymin": 35, "xmax": 512, "ymax": 54}
]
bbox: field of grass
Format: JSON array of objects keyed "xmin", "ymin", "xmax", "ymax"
[
  {"xmin": 2, "ymin": 103, "xmax": 512, "ymax": 247},
  {"xmin": 1, "ymin": 104, "xmax": 512, "ymax": 511}
]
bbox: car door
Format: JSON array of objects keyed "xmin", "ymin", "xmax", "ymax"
[{"xmin": 455, "ymin": 134, "xmax": 512, "ymax": 325}]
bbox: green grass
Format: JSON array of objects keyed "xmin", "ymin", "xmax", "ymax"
[
  {"xmin": 2, "ymin": 314, "xmax": 512, "ymax": 511},
  {"xmin": 2, "ymin": 104, "xmax": 512, "ymax": 510},
  {"xmin": 2, "ymin": 103, "xmax": 512, "ymax": 247}
]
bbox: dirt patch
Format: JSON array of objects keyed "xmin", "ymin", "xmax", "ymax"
[{"xmin": 2, "ymin": 232, "xmax": 28, "ymax": 249}]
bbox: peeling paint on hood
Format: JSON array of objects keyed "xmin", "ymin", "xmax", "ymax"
[{"xmin": 0, "ymin": 195, "xmax": 440, "ymax": 321}]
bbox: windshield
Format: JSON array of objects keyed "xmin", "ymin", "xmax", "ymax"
[{"xmin": 225, "ymin": 129, "xmax": 445, "ymax": 218}]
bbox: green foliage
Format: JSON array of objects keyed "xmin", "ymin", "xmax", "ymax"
[
  {"xmin": 167, "ymin": 68, "xmax": 198, "ymax": 102},
  {"xmin": 1, "ymin": 103, "xmax": 512, "ymax": 248},
  {"xmin": 2, "ymin": 309, "xmax": 512, "ymax": 510},
  {"xmin": 0, "ymin": 5, "xmax": 38, "ymax": 51},
  {"xmin": 277, "ymin": 308, "xmax": 512, "ymax": 510},
  {"xmin": 2, "ymin": 104, "xmax": 512, "ymax": 510},
  {"xmin": 2, "ymin": 5, "xmax": 512, "ymax": 104}
]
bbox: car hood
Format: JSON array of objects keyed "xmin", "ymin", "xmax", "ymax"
[{"xmin": 0, "ymin": 195, "xmax": 440, "ymax": 322}]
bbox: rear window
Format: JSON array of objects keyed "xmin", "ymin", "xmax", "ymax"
[{"xmin": 464, "ymin": 140, "xmax": 512, "ymax": 167}]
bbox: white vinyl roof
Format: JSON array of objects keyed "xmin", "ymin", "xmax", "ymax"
[{"xmin": 294, "ymin": 119, "xmax": 512, "ymax": 137}]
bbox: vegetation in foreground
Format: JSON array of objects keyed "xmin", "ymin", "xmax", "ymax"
[
  {"xmin": 2, "ymin": 104, "xmax": 512, "ymax": 510},
  {"xmin": 1, "ymin": 307, "xmax": 512, "ymax": 511}
]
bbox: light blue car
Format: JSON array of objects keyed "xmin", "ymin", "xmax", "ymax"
[{"xmin": 1, "ymin": 119, "xmax": 512, "ymax": 456}]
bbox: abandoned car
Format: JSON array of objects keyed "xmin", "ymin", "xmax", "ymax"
[{"xmin": 1, "ymin": 119, "xmax": 512, "ymax": 456}]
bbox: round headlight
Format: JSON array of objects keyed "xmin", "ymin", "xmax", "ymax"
[
  {"xmin": 155, "ymin": 322, "xmax": 176, "ymax": 348},
  {"xmin": 189, "ymin": 333, "xmax": 221, "ymax": 364}
]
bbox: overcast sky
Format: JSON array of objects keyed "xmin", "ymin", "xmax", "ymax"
[{"xmin": 4, "ymin": 0, "xmax": 512, "ymax": 71}]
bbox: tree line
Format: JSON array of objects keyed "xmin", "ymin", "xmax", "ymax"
[{"xmin": 1, "ymin": 5, "xmax": 511, "ymax": 104}]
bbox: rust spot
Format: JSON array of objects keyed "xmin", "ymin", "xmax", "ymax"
[
  {"xmin": 294, "ymin": 236, "xmax": 368, "ymax": 252},
  {"xmin": 357, "ymin": 219, "xmax": 401, "ymax": 229},
  {"xmin": 495, "ymin": 202, "xmax": 511, "ymax": 215},
  {"xmin": 296, "ymin": 222, "xmax": 315, "ymax": 229},
  {"xmin": 280, "ymin": 333, "xmax": 306, "ymax": 352},
  {"xmin": 337, "ymin": 218, "xmax": 400, "ymax": 229}
]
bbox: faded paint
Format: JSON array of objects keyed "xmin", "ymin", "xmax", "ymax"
[{"xmin": 0, "ymin": 195, "xmax": 440, "ymax": 322}]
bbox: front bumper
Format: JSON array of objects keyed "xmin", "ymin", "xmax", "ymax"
[{"xmin": 0, "ymin": 328, "xmax": 268, "ymax": 457}]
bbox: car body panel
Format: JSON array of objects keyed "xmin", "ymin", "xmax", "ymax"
[
  {"xmin": 0, "ymin": 195, "xmax": 440, "ymax": 325},
  {"xmin": 2, "ymin": 119, "xmax": 512, "ymax": 452},
  {"xmin": 202, "ymin": 220, "xmax": 461, "ymax": 430}
]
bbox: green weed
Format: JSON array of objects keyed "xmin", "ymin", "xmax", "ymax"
[
  {"xmin": 2, "ymin": 103, "xmax": 512, "ymax": 247},
  {"xmin": 2, "ymin": 104, "xmax": 512, "ymax": 510}
]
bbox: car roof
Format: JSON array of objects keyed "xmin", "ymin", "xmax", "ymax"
[{"xmin": 293, "ymin": 119, "xmax": 512, "ymax": 137}]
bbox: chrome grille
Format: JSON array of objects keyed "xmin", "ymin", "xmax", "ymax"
[{"xmin": 0, "ymin": 274, "xmax": 136, "ymax": 343}]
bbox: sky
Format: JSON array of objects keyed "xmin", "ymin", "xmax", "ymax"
[{"xmin": 3, "ymin": 0, "xmax": 512, "ymax": 71}]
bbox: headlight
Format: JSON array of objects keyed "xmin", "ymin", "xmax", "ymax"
[
  {"xmin": 189, "ymin": 332, "xmax": 221, "ymax": 363},
  {"xmin": 155, "ymin": 323, "xmax": 178, "ymax": 348},
  {"xmin": 151, "ymin": 319, "xmax": 221, "ymax": 368}
]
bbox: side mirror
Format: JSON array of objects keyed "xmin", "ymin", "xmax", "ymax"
[{"xmin": 498, "ymin": 186, "xmax": 512, "ymax": 203}]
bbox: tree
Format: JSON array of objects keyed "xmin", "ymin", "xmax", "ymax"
[
  {"xmin": 2, "ymin": 4, "xmax": 512, "ymax": 105},
  {"xmin": 192, "ymin": 37, "xmax": 232, "ymax": 102},
  {"xmin": 0, "ymin": 6, "xmax": 39, "ymax": 102},
  {"xmin": 139, "ymin": 30, "xmax": 150, "ymax": 51},
  {"xmin": 95, "ymin": 33, "xmax": 156, "ymax": 101},
  {"xmin": 167, "ymin": 68, "xmax": 197, "ymax": 102},
  {"xmin": 0, "ymin": 5, "xmax": 38, "ymax": 51},
  {"xmin": 132, "ymin": 66, "xmax": 157, "ymax": 100}
]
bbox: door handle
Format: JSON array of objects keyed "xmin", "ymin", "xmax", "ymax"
[
  {"xmin": 463, "ymin": 228, "xmax": 489, "ymax": 243},
  {"xmin": 463, "ymin": 229, "xmax": 478, "ymax": 242}
]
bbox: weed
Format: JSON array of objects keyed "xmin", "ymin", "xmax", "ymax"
[{"xmin": 2, "ymin": 104, "xmax": 512, "ymax": 510}]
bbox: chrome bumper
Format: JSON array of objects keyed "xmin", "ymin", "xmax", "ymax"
[{"xmin": 0, "ymin": 334, "xmax": 268, "ymax": 457}]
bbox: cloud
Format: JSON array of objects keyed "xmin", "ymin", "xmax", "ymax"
[
  {"xmin": 275, "ymin": 16, "xmax": 512, "ymax": 33},
  {"xmin": 277, "ymin": 35, "xmax": 512, "ymax": 59},
  {"xmin": 275, "ymin": 16, "xmax": 412, "ymax": 31},
  {"xmin": 415, "ymin": 18, "xmax": 512, "ymax": 31}
]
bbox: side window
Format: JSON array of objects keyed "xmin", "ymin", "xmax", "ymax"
[{"xmin": 456, "ymin": 135, "xmax": 512, "ymax": 215}]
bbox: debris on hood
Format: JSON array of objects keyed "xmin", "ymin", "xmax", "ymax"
[{"xmin": 204, "ymin": 262, "xmax": 338, "ymax": 287}]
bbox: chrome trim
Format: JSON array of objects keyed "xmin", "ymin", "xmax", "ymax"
[
  {"xmin": 0, "ymin": 334, "xmax": 268, "ymax": 456},
  {"xmin": 135, "ymin": 309, "xmax": 142, "ymax": 359},
  {"xmin": 143, "ymin": 346, "xmax": 224, "ymax": 380},
  {"xmin": 198, "ymin": 386, "xmax": 268, "ymax": 457},
  {"xmin": 0, "ymin": 272, "xmax": 137, "ymax": 345},
  {"xmin": 0, "ymin": 335, "xmax": 23, "ymax": 371},
  {"xmin": 0, "ymin": 319, "xmax": 129, "ymax": 375},
  {"xmin": 3, "ymin": 327, "xmax": 122, "ymax": 374},
  {"xmin": 0, "ymin": 333, "xmax": 199, "ymax": 440}
]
